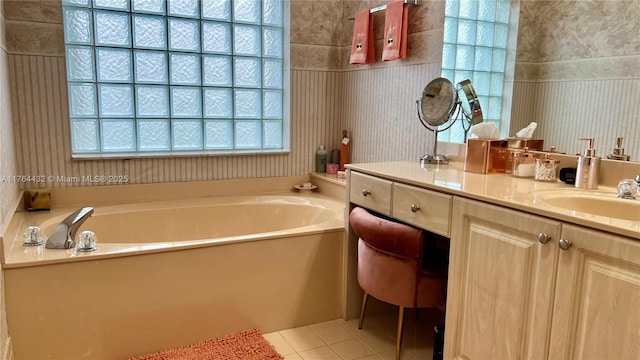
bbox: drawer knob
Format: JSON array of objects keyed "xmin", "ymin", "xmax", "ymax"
[
  {"xmin": 537, "ymin": 232, "xmax": 551, "ymax": 244},
  {"xmin": 410, "ymin": 204, "xmax": 421, "ymax": 212},
  {"xmin": 559, "ymin": 238, "xmax": 573, "ymax": 250},
  {"xmin": 362, "ymin": 189, "xmax": 371, "ymax": 196}
]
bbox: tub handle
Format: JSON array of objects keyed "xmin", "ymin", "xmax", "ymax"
[{"xmin": 362, "ymin": 189, "xmax": 371, "ymax": 196}]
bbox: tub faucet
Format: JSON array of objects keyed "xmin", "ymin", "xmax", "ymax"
[{"xmin": 45, "ymin": 207, "xmax": 94, "ymax": 249}]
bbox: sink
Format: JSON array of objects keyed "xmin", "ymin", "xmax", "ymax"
[{"xmin": 530, "ymin": 189, "xmax": 640, "ymax": 222}]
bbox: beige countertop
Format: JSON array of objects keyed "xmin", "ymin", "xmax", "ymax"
[{"xmin": 347, "ymin": 161, "xmax": 640, "ymax": 240}]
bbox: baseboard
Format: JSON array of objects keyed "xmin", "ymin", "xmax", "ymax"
[{"xmin": 2, "ymin": 335, "xmax": 13, "ymax": 360}]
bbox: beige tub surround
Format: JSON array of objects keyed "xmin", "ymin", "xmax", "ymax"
[
  {"xmin": 1, "ymin": 176, "xmax": 346, "ymax": 359},
  {"xmin": 345, "ymin": 161, "xmax": 640, "ymax": 359}
]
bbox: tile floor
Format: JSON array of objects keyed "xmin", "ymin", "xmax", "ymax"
[{"xmin": 264, "ymin": 308, "xmax": 445, "ymax": 360}]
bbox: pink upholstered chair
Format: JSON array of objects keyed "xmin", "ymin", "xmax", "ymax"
[{"xmin": 349, "ymin": 206, "xmax": 448, "ymax": 360}]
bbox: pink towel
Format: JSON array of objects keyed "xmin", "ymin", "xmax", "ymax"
[
  {"xmin": 349, "ymin": 9, "xmax": 375, "ymax": 64},
  {"xmin": 382, "ymin": 0, "xmax": 408, "ymax": 61}
]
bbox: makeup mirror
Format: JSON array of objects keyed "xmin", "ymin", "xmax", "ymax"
[{"xmin": 417, "ymin": 78, "xmax": 483, "ymax": 165}]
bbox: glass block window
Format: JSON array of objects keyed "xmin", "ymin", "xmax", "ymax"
[
  {"xmin": 63, "ymin": 0, "xmax": 287, "ymax": 156},
  {"xmin": 441, "ymin": 0, "xmax": 510, "ymax": 143}
]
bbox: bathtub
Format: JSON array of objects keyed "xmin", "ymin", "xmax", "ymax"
[{"xmin": 2, "ymin": 189, "xmax": 345, "ymax": 359}]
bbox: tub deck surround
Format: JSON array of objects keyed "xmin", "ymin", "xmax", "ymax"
[
  {"xmin": 346, "ymin": 161, "xmax": 640, "ymax": 240},
  {"xmin": 1, "ymin": 177, "xmax": 347, "ymax": 359}
]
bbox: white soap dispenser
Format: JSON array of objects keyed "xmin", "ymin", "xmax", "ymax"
[{"xmin": 575, "ymin": 137, "xmax": 600, "ymax": 190}]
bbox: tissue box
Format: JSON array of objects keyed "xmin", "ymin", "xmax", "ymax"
[
  {"xmin": 464, "ymin": 139, "xmax": 508, "ymax": 174},
  {"xmin": 507, "ymin": 138, "xmax": 544, "ymax": 151}
]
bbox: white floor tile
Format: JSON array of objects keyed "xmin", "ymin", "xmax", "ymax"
[
  {"xmin": 313, "ymin": 324, "xmax": 357, "ymax": 344},
  {"xmin": 280, "ymin": 326, "xmax": 327, "ymax": 353},
  {"xmin": 298, "ymin": 345, "xmax": 342, "ymax": 360},
  {"xmin": 329, "ymin": 338, "xmax": 375, "ymax": 360}
]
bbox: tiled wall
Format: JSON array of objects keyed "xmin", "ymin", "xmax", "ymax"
[{"xmin": 511, "ymin": 0, "xmax": 640, "ymax": 160}]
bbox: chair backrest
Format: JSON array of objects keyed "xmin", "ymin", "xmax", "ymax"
[{"xmin": 349, "ymin": 206, "xmax": 424, "ymax": 260}]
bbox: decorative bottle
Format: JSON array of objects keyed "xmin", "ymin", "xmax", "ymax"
[{"xmin": 316, "ymin": 145, "xmax": 327, "ymax": 173}]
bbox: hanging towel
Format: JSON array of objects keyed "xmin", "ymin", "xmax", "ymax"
[
  {"xmin": 382, "ymin": 0, "xmax": 408, "ymax": 61},
  {"xmin": 349, "ymin": 8, "xmax": 375, "ymax": 64}
]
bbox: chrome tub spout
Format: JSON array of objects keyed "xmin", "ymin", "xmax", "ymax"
[{"xmin": 45, "ymin": 207, "xmax": 94, "ymax": 249}]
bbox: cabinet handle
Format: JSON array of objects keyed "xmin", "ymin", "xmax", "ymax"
[
  {"xmin": 362, "ymin": 189, "xmax": 371, "ymax": 196},
  {"xmin": 537, "ymin": 232, "xmax": 551, "ymax": 244},
  {"xmin": 410, "ymin": 204, "xmax": 421, "ymax": 212},
  {"xmin": 559, "ymin": 238, "xmax": 573, "ymax": 250}
]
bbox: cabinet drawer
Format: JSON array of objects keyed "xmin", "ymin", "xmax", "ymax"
[
  {"xmin": 349, "ymin": 172, "xmax": 392, "ymax": 215},
  {"xmin": 392, "ymin": 183, "xmax": 452, "ymax": 236}
]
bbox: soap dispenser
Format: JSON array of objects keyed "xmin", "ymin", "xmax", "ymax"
[
  {"xmin": 575, "ymin": 137, "xmax": 600, "ymax": 190},
  {"xmin": 607, "ymin": 136, "xmax": 631, "ymax": 161}
]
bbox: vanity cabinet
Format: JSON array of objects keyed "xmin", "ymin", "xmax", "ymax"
[
  {"xmin": 345, "ymin": 164, "xmax": 640, "ymax": 360},
  {"xmin": 445, "ymin": 197, "xmax": 561, "ymax": 360},
  {"xmin": 445, "ymin": 197, "xmax": 640, "ymax": 360},
  {"xmin": 549, "ymin": 224, "xmax": 640, "ymax": 359}
]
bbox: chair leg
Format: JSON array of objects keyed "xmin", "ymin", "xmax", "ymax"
[
  {"xmin": 395, "ymin": 306, "xmax": 405, "ymax": 360},
  {"xmin": 358, "ymin": 292, "xmax": 369, "ymax": 329}
]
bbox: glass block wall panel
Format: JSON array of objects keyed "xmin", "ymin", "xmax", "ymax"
[
  {"xmin": 263, "ymin": 90, "xmax": 282, "ymax": 119},
  {"xmin": 233, "ymin": 57, "xmax": 261, "ymax": 87},
  {"xmin": 205, "ymin": 120, "xmax": 233, "ymax": 148},
  {"xmin": 204, "ymin": 88, "xmax": 232, "ymax": 118},
  {"xmin": 171, "ymin": 87, "xmax": 202, "ymax": 117},
  {"xmin": 64, "ymin": 0, "xmax": 286, "ymax": 155},
  {"xmin": 63, "ymin": 0, "xmax": 90, "ymax": 6},
  {"xmin": 170, "ymin": 53, "xmax": 201, "ymax": 85},
  {"xmin": 96, "ymin": 48, "xmax": 133, "ymax": 82},
  {"xmin": 441, "ymin": 0, "xmax": 511, "ymax": 143},
  {"xmin": 234, "ymin": 25, "xmax": 261, "ymax": 56},
  {"xmin": 262, "ymin": 59, "xmax": 282, "ymax": 88},
  {"xmin": 169, "ymin": 18, "xmax": 200, "ymax": 52},
  {"xmin": 138, "ymin": 119, "xmax": 171, "ymax": 150},
  {"xmin": 202, "ymin": 22, "xmax": 232, "ymax": 54},
  {"xmin": 101, "ymin": 119, "xmax": 135, "ymax": 151},
  {"xmin": 235, "ymin": 120, "xmax": 261, "ymax": 148},
  {"xmin": 172, "ymin": 120, "xmax": 203, "ymax": 149},
  {"xmin": 66, "ymin": 46, "xmax": 95, "ymax": 81},
  {"xmin": 94, "ymin": 11, "xmax": 131, "ymax": 47},
  {"xmin": 69, "ymin": 83, "xmax": 97, "ymax": 117},
  {"xmin": 203, "ymin": 55, "xmax": 232, "ymax": 86},
  {"xmin": 133, "ymin": 0, "xmax": 166, "ymax": 14},
  {"xmin": 71, "ymin": 119, "xmax": 99, "ymax": 152},
  {"xmin": 94, "ymin": 0, "xmax": 129, "ymax": 11},
  {"xmin": 98, "ymin": 84, "xmax": 134, "ymax": 117},
  {"xmin": 133, "ymin": 15, "xmax": 167, "ymax": 49},
  {"xmin": 262, "ymin": 27, "xmax": 282, "ymax": 58},
  {"xmin": 203, "ymin": 0, "xmax": 231, "ymax": 20},
  {"xmin": 136, "ymin": 85, "xmax": 169, "ymax": 117},
  {"xmin": 263, "ymin": 120, "xmax": 282, "ymax": 148},
  {"xmin": 64, "ymin": 8, "xmax": 93, "ymax": 44},
  {"xmin": 134, "ymin": 50, "xmax": 168, "ymax": 83},
  {"xmin": 234, "ymin": 0, "xmax": 261, "ymax": 24},
  {"xmin": 263, "ymin": 0, "xmax": 283, "ymax": 26},
  {"xmin": 234, "ymin": 89, "xmax": 261, "ymax": 118},
  {"xmin": 168, "ymin": 0, "xmax": 200, "ymax": 18}
]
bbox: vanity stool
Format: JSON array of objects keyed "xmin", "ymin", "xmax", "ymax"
[{"xmin": 349, "ymin": 206, "xmax": 448, "ymax": 360}]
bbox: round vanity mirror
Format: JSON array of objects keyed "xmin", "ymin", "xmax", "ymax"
[
  {"xmin": 416, "ymin": 77, "xmax": 483, "ymax": 166},
  {"xmin": 418, "ymin": 78, "xmax": 456, "ymax": 127},
  {"xmin": 457, "ymin": 79, "xmax": 483, "ymax": 126}
]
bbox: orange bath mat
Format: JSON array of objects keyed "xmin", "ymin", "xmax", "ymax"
[{"xmin": 129, "ymin": 328, "xmax": 284, "ymax": 360}]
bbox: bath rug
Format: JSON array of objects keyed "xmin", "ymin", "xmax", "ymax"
[{"xmin": 129, "ymin": 328, "xmax": 284, "ymax": 360}]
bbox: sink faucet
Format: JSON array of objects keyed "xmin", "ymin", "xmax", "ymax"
[{"xmin": 45, "ymin": 207, "xmax": 94, "ymax": 249}]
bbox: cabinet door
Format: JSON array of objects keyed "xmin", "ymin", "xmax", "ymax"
[
  {"xmin": 549, "ymin": 224, "xmax": 640, "ymax": 360},
  {"xmin": 445, "ymin": 197, "xmax": 561, "ymax": 360}
]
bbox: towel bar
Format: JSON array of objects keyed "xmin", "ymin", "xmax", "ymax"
[{"xmin": 347, "ymin": 0, "xmax": 421, "ymax": 20}]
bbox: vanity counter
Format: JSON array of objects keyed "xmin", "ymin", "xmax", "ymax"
[{"xmin": 346, "ymin": 161, "xmax": 640, "ymax": 240}]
